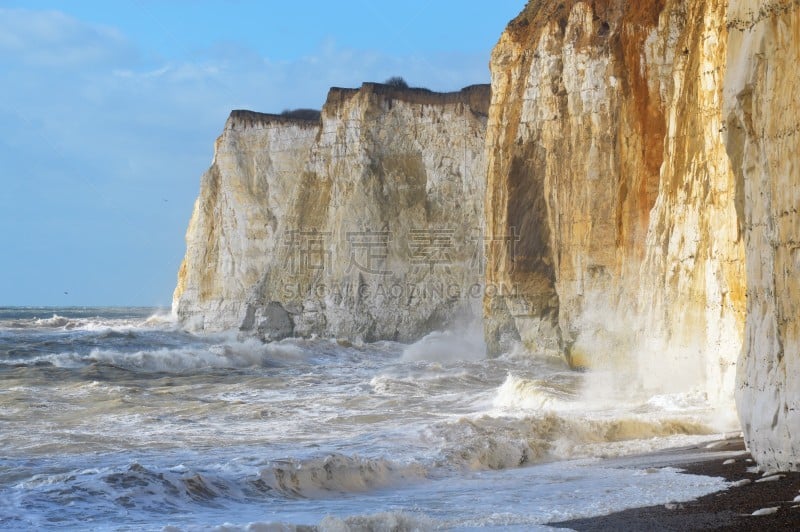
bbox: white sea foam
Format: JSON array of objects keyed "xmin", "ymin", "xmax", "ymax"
[
  {"xmin": 198, "ymin": 512, "xmax": 439, "ymax": 532},
  {"xmin": 318, "ymin": 511, "xmax": 438, "ymax": 531},
  {"xmin": 144, "ymin": 310, "xmax": 179, "ymax": 327},
  {"xmin": 206, "ymin": 523, "xmax": 312, "ymax": 532},
  {"xmin": 645, "ymin": 392, "xmax": 710, "ymax": 412}
]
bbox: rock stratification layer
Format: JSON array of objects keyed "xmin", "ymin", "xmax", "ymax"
[
  {"xmin": 484, "ymin": 0, "xmax": 744, "ymax": 401},
  {"xmin": 724, "ymin": 0, "xmax": 800, "ymax": 472},
  {"xmin": 174, "ymin": 84, "xmax": 490, "ymax": 342}
]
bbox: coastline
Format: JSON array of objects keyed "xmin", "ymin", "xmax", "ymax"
[{"xmin": 550, "ymin": 438, "xmax": 800, "ymax": 531}]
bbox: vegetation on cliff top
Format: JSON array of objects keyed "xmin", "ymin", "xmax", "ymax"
[{"xmin": 279, "ymin": 108, "xmax": 322, "ymax": 121}]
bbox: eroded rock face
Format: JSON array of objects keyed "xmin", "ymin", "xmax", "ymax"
[
  {"xmin": 174, "ymin": 84, "xmax": 490, "ymax": 342},
  {"xmin": 173, "ymin": 111, "xmax": 318, "ymax": 333},
  {"xmin": 484, "ymin": 0, "xmax": 745, "ymax": 401},
  {"xmin": 724, "ymin": 0, "xmax": 800, "ymax": 472}
]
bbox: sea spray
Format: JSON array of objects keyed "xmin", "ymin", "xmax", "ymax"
[{"xmin": 401, "ymin": 321, "xmax": 486, "ymax": 363}]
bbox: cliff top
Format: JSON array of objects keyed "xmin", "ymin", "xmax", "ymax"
[
  {"xmin": 227, "ymin": 82, "xmax": 491, "ymax": 130},
  {"xmin": 504, "ymin": 0, "xmax": 664, "ymax": 46},
  {"xmin": 227, "ymin": 109, "xmax": 321, "ymax": 129},
  {"xmin": 325, "ymin": 82, "xmax": 491, "ymax": 117}
]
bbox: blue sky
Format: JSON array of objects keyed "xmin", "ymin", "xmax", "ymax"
[{"xmin": 0, "ymin": 1, "xmax": 525, "ymax": 307}]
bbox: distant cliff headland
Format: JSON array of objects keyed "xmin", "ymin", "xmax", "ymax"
[
  {"xmin": 173, "ymin": 1, "xmax": 800, "ymax": 472},
  {"xmin": 173, "ymin": 82, "xmax": 491, "ymax": 342}
]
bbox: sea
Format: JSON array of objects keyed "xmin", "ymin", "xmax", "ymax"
[{"xmin": 0, "ymin": 307, "xmax": 737, "ymax": 531}]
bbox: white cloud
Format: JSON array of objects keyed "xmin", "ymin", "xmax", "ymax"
[{"xmin": 0, "ymin": 8, "xmax": 136, "ymax": 68}]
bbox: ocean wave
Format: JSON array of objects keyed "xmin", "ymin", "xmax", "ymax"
[
  {"xmin": 644, "ymin": 392, "xmax": 710, "ymax": 412},
  {"xmin": 492, "ymin": 373, "xmax": 580, "ymax": 412},
  {"xmin": 16, "ymin": 462, "xmax": 245, "ymax": 520},
  {"xmin": 86, "ymin": 340, "xmax": 309, "ymax": 373},
  {"xmin": 102, "ymin": 463, "xmax": 228, "ymax": 505},
  {"xmin": 255, "ymin": 454, "xmax": 427, "ymax": 498},
  {"xmin": 431, "ymin": 373, "xmax": 723, "ymax": 468},
  {"xmin": 426, "ymin": 411, "xmax": 714, "ymax": 471},
  {"xmin": 34, "ymin": 315, "xmax": 74, "ymax": 328},
  {"xmin": 1, "ymin": 311, "xmax": 177, "ymax": 332},
  {"xmin": 2, "ymin": 314, "xmax": 79, "ymax": 329},
  {"xmin": 368, "ymin": 374, "xmax": 425, "ymax": 396},
  {"xmin": 13, "ymin": 455, "xmax": 429, "ymax": 525},
  {"xmin": 1, "ymin": 338, "xmax": 312, "ymax": 373}
]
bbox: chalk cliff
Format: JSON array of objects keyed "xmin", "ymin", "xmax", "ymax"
[
  {"xmin": 173, "ymin": 84, "xmax": 490, "ymax": 342},
  {"xmin": 484, "ymin": 0, "xmax": 744, "ymax": 403},
  {"xmin": 724, "ymin": 0, "xmax": 800, "ymax": 472},
  {"xmin": 486, "ymin": 0, "xmax": 800, "ymax": 470},
  {"xmin": 173, "ymin": 111, "xmax": 318, "ymax": 332},
  {"xmin": 174, "ymin": 0, "xmax": 800, "ymax": 471}
]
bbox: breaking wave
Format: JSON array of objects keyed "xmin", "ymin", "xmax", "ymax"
[
  {"xmin": 0, "ymin": 335, "xmax": 318, "ymax": 374},
  {"xmin": 16, "ymin": 340, "xmax": 309, "ymax": 373},
  {"xmin": 414, "ymin": 373, "xmax": 718, "ymax": 471},
  {"xmin": 256, "ymin": 454, "xmax": 427, "ymax": 498},
  {"xmin": 428, "ymin": 412, "xmax": 715, "ymax": 471},
  {"xmin": 18, "ymin": 462, "xmax": 240, "ymax": 519},
  {"xmin": 87, "ymin": 340, "xmax": 309, "ymax": 373},
  {"xmin": 1, "ymin": 310, "xmax": 176, "ymax": 332},
  {"xmin": 492, "ymin": 373, "xmax": 579, "ymax": 411},
  {"xmin": 16, "ymin": 455, "xmax": 429, "ymax": 520}
]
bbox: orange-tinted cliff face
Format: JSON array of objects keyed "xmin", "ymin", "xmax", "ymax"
[
  {"xmin": 485, "ymin": 0, "xmax": 744, "ymax": 403},
  {"xmin": 485, "ymin": 0, "xmax": 665, "ymax": 358},
  {"xmin": 490, "ymin": 0, "xmax": 800, "ymax": 473},
  {"xmin": 493, "ymin": 0, "xmax": 667, "ymax": 262}
]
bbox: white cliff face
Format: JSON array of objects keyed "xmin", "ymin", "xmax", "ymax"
[
  {"xmin": 174, "ymin": 84, "xmax": 490, "ymax": 342},
  {"xmin": 724, "ymin": 0, "xmax": 800, "ymax": 471},
  {"xmin": 173, "ymin": 112, "xmax": 318, "ymax": 331},
  {"xmin": 485, "ymin": 0, "xmax": 744, "ymax": 402}
]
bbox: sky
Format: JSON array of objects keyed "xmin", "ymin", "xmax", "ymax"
[{"xmin": 0, "ymin": 0, "xmax": 526, "ymax": 307}]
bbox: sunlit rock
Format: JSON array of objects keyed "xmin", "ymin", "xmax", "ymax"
[
  {"xmin": 484, "ymin": 0, "xmax": 744, "ymax": 404},
  {"xmin": 173, "ymin": 84, "xmax": 490, "ymax": 342}
]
